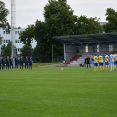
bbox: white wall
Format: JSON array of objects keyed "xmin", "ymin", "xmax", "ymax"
[{"xmin": 65, "ymin": 44, "xmax": 77, "ymax": 60}]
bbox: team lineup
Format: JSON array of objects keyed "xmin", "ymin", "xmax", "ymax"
[
  {"xmin": 0, "ymin": 56, "xmax": 33, "ymax": 70},
  {"xmin": 93, "ymin": 53, "xmax": 117, "ymax": 71},
  {"xmin": 1, "ymin": 53, "xmax": 117, "ymax": 71}
]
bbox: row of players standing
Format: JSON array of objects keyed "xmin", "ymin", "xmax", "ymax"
[
  {"xmin": 0, "ymin": 56, "xmax": 32, "ymax": 70},
  {"xmin": 93, "ymin": 53, "xmax": 117, "ymax": 71}
]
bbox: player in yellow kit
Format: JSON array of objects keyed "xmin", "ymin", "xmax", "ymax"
[
  {"xmin": 114, "ymin": 53, "xmax": 117, "ymax": 70},
  {"xmin": 98, "ymin": 54, "xmax": 104, "ymax": 70},
  {"xmin": 93, "ymin": 54, "xmax": 98, "ymax": 71},
  {"xmin": 104, "ymin": 53, "xmax": 109, "ymax": 70}
]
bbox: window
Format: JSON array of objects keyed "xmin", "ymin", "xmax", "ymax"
[
  {"xmin": 4, "ymin": 40, "xmax": 5, "ymax": 43},
  {"xmin": 18, "ymin": 48, "xmax": 19, "ymax": 52},
  {"xmin": 6, "ymin": 40, "xmax": 8, "ymax": 43},
  {"xmin": 15, "ymin": 40, "xmax": 17, "ymax": 43},
  {"xmin": 6, "ymin": 31, "xmax": 10, "ymax": 34},
  {"xmin": 15, "ymin": 31, "xmax": 17, "ymax": 34},
  {"xmin": 3, "ymin": 31, "xmax": 5, "ymax": 34}
]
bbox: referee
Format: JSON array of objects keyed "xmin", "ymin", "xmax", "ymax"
[{"xmin": 86, "ymin": 57, "xmax": 91, "ymax": 68}]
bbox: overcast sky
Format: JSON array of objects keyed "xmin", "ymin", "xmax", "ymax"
[{"xmin": 3, "ymin": 0, "xmax": 117, "ymax": 28}]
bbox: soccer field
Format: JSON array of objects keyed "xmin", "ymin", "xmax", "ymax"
[{"xmin": 0, "ymin": 67, "xmax": 117, "ymax": 117}]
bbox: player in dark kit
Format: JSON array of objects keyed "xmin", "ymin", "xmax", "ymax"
[
  {"xmin": 15, "ymin": 55, "xmax": 19, "ymax": 69},
  {"xmin": 1, "ymin": 56, "xmax": 5, "ymax": 70},
  {"xmin": 9, "ymin": 56, "xmax": 13, "ymax": 69},
  {"xmin": 0, "ymin": 56, "xmax": 2, "ymax": 70},
  {"xmin": 20, "ymin": 56, "xmax": 24, "ymax": 69},
  {"xmin": 25, "ymin": 56, "xmax": 29, "ymax": 70},
  {"xmin": 86, "ymin": 57, "xmax": 91, "ymax": 68},
  {"xmin": 6, "ymin": 56, "xmax": 10, "ymax": 70},
  {"xmin": 29, "ymin": 56, "xmax": 32, "ymax": 70}
]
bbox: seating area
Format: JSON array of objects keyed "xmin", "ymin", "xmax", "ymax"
[
  {"xmin": 68, "ymin": 55, "xmax": 87, "ymax": 67},
  {"xmin": 60, "ymin": 54, "xmax": 92, "ymax": 67}
]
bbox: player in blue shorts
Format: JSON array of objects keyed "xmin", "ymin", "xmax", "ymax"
[
  {"xmin": 114, "ymin": 53, "xmax": 117, "ymax": 70},
  {"xmin": 98, "ymin": 54, "xmax": 104, "ymax": 70},
  {"xmin": 104, "ymin": 53, "xmax": 109, "ymax": 70},
  {"xmin": 93, "ymin": 54, "xmax": 98, "ymax": 71}
]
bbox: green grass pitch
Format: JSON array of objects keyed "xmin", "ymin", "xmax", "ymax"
[{"xmin": 0, "ymin": 67, "xmax": 117, "ymax": 117}]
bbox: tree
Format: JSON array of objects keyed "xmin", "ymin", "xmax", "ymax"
[
  {"xmin": 42, "ymin": 0, "xmax": 77, "ymax": 61},
  {"xmin": 34, "ymin": 20, "xmax": 51, "ymax": 62},
  {"xmin": 1, "ymin": 44, "xmax": 6, "ymax": 56},
  {"xmin": 18, "ymin": 27, "xmax": 22, "ymax": 29},
  {"xmin": 103, "ymin": 8, "xmax": 117, "ymax": 33},
  {"xmin": 20, "ymin": 44, "xmax": 33, "ymax": 58},
  {"xmin": 0, "ymin": 1, "xmax": 9, "ymax": 28},
  {"xmin": 44, "ymin": 0, "xmax": 77, "ymax": 36},
  {"xmin": 73, "ymin": 16, "xmax": 102, "ymax": 35},
  {"xmin": 0, "ymin": 35, "xmax": 2, "ymax": 45},
  {"xmin": 3, "ymin": 41, "xmax": 17, "ymax": 57},
  {"xmin": 19, "ymin": 25, "xmax": 35, "ymax": 45},
  {"xmin": 32, "ymin": 46, "xmax": 39, "ymax": 62},
  {"xmin": 4, "ymin": 41, "xmax": 12, "ymax": 56}
]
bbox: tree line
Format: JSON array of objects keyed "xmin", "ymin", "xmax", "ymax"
[{"xmin": 0, "ymin": 0, "xmax": 117, "ymax": 62}]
